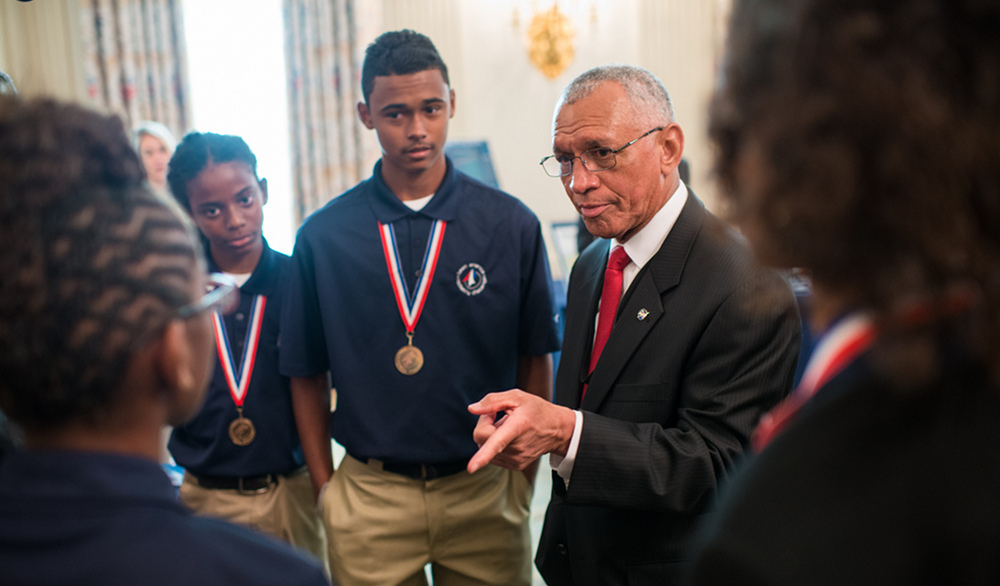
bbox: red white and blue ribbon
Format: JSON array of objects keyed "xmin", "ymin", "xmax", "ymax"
[
  {"xmin": 753, "ymin": 313, "xmax": 875, "ymax": 452},
  {"xmin": 378, "ymin": 220, "xmax": 446, "ymax": 334},
  {"xmin": 212, "ymin": 294, "xmax": 267, "ymax": 407}
]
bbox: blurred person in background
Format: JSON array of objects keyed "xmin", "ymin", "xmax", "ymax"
[{"xmin": 133, "ymin": 120, "xmax": 178, "ymax": 198}]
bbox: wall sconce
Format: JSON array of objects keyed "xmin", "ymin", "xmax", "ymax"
[{"xmin": 513, "ymin": 1, "xmax": 597, "ymax": 80}]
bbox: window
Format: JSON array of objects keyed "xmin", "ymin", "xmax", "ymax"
[{"xmin": 182, "ymin": 0, "xmax": 295, "ymax": 253}]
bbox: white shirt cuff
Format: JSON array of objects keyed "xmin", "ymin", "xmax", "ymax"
[{"xmin": 549, "ymin": 409, "xmax": 583, "ymax": 488}]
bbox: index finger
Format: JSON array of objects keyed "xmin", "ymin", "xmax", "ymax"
[{"xmin": 466, "ymin": 419, "xmax": 521, "ymax": 474}]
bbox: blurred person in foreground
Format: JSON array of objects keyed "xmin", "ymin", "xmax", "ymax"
[
  {"xmin": 467, "ymin": 64, "xmax": 801, "ymax": 585},
  {"xmin": 691, "ymin": 0, "xmax": 1000, "ymax": 584},
  {"xmin": 0, "ymin": 96, "xmax": 328, "ymax": 586}
]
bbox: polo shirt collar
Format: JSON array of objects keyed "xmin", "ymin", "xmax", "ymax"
[
  {"xmin": 367, "ymin": 157, "xmax": 461, "ymax": 223},
  {"xmin": 206, "ymin": 237, "xmax": 279, "ymax": 296}
]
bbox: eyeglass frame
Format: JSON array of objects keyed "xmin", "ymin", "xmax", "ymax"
[
  {"xmin": 176, "ymin": 272, "xmax": 239, "ymax": 319},
  {"xmin": 539, "ymin": 126, "xmax": 665, "ymax": 178}
]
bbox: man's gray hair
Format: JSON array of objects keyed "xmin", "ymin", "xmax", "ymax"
[{"xmin": 560, "ymin": 65, "xmax": 674, "ymax": 122}]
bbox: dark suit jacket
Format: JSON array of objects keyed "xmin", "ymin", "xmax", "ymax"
[
  {"xmin": 536, "ymin": 194, "xmax": 801, "ymax": 585},
  {"xmin": 691, "ymin": 352, "xmax": 1000, "ymax": 585}
]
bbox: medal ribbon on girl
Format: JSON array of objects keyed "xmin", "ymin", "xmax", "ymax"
[
  {"xmin": 752, "ymin": 313, "xmax": 875, "ymax": 452},
  {"xmin": 212, "ymin": 294, "xmax": 266, "ymax": 445},
  {"xmin": 378, "ymin": 219, "xmax": 447, "ymax": 375}
]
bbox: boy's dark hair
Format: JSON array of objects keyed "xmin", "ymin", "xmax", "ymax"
[
  {"xmin": 0, "ymin": 97, "xmax": 202, "ymax": 429},
  {"xmin": 361, "ymin": 29, "xmax": 449, "ymax": 103},
  {"xmin": 167, "ymin": 132, "xmax": 258, "ymax": 211}
]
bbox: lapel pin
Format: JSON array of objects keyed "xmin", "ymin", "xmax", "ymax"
[{"xmin": 637, "ymin": 308, "xmax": 649, "ymax": 321}]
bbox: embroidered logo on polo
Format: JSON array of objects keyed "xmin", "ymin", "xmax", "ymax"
[{"xmin": 456, "ymin": 263, "xmax": 487, "ymax": 296}]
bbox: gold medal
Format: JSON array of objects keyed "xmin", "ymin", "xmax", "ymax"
[
  {"xmin": 395, "ymin": 332, "xmax": 424, "ymax": 375},
  {"xmin": 229, "ymin": 409, "xmax": 256, "ymax": 446},
  {"xmin": 395, "ymin": 344, "xmax": 424, "ymax": 375}
]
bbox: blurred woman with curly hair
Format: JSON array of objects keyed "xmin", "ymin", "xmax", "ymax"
[{"xmin": 692, "ymin": 0, "xmax": 1000, "ymax": 584}]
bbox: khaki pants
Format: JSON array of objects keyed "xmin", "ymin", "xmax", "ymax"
[
  {"xmin": 180, "ymin": 469, "xmax": 329, "ymax": 572},
  {"xmin": 324, "ymin": 455, "xmax": 533, "ymax": 586}
]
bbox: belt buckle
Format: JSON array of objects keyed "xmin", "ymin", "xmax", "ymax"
[{"xmin": 237, "ymin": 474, "xmax": 274, "ymax": 495}]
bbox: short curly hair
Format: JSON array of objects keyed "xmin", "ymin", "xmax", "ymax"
[
  {"xmin": 0, "ymin": 97, "xmax": 202, "ymax": 429},
  {"xmin": 361, "ymin": 29, "xmax": 449, "ymax": 104},
  {"xmin": 711, "ymin": 0, "xmax": 1000, "ymax": 372},
  {"xmin": 167, "ymin": 131, "xmax": 258, "ymax": 211}
]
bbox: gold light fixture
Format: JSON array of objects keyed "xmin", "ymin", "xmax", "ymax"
[
  {"xmin": 514, "ymin": 1, "xmax": 597, "ymax": 80},
  {"xmin": 527, "ymin": 5, "xmax": 575, "ymax": 79}
]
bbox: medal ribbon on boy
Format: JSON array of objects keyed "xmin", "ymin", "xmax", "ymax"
[
  {"xmin": 378, "ymin": 219, "xmax": 447, "ymax": 375},
  {"xmin": 213, "ymin": 294, "xmax": 267, "ymax": 445}
]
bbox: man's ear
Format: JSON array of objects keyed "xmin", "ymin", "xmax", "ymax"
[
  {"xmin": 358, "ymin": 101, "xmax": 374, "ymax": 129},
  {"xmin": 449, "ymin": 88, "xmax": 456, "ymax": 119},
  {"xmin": 659, "ymin": 123, "xmax": 685, "ymax": 176},
  {"xmin": 154, "ymin": 321, "xmax": 204, "ymax": 426}
]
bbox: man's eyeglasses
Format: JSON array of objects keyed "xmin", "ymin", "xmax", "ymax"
[
  {"xmin": 176, "ymin": 273, "xmax": 239, "ymax": 319},
  {"xmin": 540, "ymin": 127, "xmax": 664, "ymax": 178}
]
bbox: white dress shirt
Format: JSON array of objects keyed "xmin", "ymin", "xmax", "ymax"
[{"xmin": 550, "ymin": 180, "xmax": 689, "ymax": 486}]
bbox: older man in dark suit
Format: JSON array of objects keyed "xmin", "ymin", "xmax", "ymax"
[{"xmin": 467, "ymin": 65, "xmax": 801, "ymax": 585}]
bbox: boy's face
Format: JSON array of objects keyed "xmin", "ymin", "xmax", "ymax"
[
  {"xmin": 358, "ymin": 69, "xmax": 455, "ymax": 178},
  {"xmin": 185, "ymin": 160, "xmax": 267, "ymax": 261}
]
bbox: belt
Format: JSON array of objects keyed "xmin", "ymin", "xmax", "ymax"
[
  {"xmin": 191, "ymin": 466, "xmax": 305, "ymax": 494},
  {"xmin": 360, "ymin": 457, "xmax": 468, "ymax": 480}
]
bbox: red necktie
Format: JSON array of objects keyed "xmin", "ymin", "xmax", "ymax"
[{"xmin": 584, "ymin": 246, "xmax": 630, "ymax": 396}]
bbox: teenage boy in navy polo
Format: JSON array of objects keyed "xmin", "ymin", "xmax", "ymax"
[
  {"xmin": 166, "ymin": 132, "xmax": 327, "ymax": 567},
  {"xmin": 282, "ymin": 30, "xmax": 561, "ymax": 585},
  {"xmin": 0, "ymin": 97, "xmax": 327, "ymax": 586}
]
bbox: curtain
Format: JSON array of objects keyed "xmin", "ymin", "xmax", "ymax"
[
  {"xmin": 79, "ymin": 0, "xmax": 190, "ymax": 140},
  {"xmin": 283, "ymin": 0, "xmax": 382, "ymax": 225}
]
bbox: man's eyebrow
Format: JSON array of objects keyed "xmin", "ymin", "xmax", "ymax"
[
  {"xmin": 379, "ymin": 97, "xmax": 446, "ymax": 114},
  {"xmin": 580, "ymin": 137, "xmax": 610, "ymax": 149},
  {"xmin": 379, "ymin": 103, "xmax": 409, "ymax": 113},
  {"xmin": 553, "ymin": 138, "xmax": 607, "ymax": 155}
]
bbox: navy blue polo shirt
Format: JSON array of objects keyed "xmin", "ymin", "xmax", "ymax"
[
  {"xmin": 169, "ymin": 241, "xmax": 304, "ymax": 477},
  {"xmin": 0, "ymin": 450, "xmax": 328, "ymax": 585},
  {"xmin": 281, "ymin": 158, "xmax": 561, "ymax": 463}
]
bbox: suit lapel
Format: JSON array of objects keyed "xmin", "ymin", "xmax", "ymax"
[
  {"xmin": 580, "ymin": 194, "xmax": 707, "ymax": 411},
  {"xmin": 557, "ymin": 242, "xmax": 606, "ymax": 409}
]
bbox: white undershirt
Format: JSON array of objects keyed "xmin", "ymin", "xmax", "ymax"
[
  {"xmin": 224, "ymin": 272, "xmax": 252, "ymax": 287},
  {"xmin": 550, "ymin": 180, "xmax": 689, "ymax": 487},
  {"xmin": 401, "ymin": 192, "xmax": 435, "ymax": 211}
]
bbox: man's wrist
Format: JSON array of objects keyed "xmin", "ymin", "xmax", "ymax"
[{"xmin": 553, "ymin": 407, "xmax": 581, "ymax": 457}]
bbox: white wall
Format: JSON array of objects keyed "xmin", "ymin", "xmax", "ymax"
[
  {"xmin": 383, "ymin": 0, "xmax": 729, "ymax": 277},
  {"xmin": 0, "ymin": 0, "xmax": 730, "ymax": 278},
  {"xmin": 0, "ymin": 0, "xmax": 86, "ymax": 102}
]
